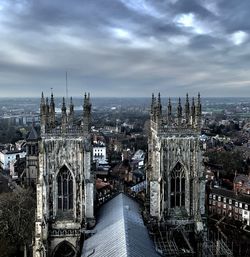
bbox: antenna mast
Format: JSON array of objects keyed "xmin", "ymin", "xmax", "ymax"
[{"xmin": 66, "ymin": 71, "xmax": 69, "ymax": 106}]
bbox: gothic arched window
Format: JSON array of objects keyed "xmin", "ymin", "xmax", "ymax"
[
  {"xmin": 54, "ymin": 241, "xmax": 75, "ymax": 257},
  {"xmin": 170, "ymin": 162, "xmax": 185, "ymax": 208},
  {"xmin": 57, "ymin": 166, "xmax": 73, "ymax": 211}
]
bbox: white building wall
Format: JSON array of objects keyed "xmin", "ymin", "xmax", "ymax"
[
  {"xmin": 93, "ymin": 146, "xmax": 107, "ymax": 162},
  {"xmin": 242, "ymin": 208, "xmax": 250, "ymax": 225},
  {"xmin": 0, "ymin": 151, "xmax": 26, "ymax": 170}
]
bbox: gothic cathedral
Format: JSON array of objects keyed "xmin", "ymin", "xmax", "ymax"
[
  {"xmin": 147, "ymin": 93, "xmax": 205, "ymax": 232},
  {"xmin": 33, "ymin": 93, "xmax": 94, "ymax": 257}
]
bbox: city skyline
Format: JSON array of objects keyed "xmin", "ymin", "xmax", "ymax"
[{"xmin": 0, "ymin": 0, "xmax": 250, "ymax": 97}]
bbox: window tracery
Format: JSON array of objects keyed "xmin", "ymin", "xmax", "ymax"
[
  {"xmin": 170, "ymin": 162, "xmax": 185, "ymax": 208},
  {"xmin": 57, "ymin": 166, "xmax": 73, "ymax": 211}
]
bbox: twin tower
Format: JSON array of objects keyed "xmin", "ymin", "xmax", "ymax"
[
  {"xmin": 34, "ymin": 93, "xmax": 94, "ymax": 257},
  {"xmin": 40, "ymin": 92, "xmax": 91, "ymax": 134},
  {"xmin": 148, "ymin": 93, "xmax": 205, "ymax": 235},
  {"xmin": 34, "ymin": 91, "xmax": 205, "ymax": 257},
  {"xmin": 151, "ymin": 93, "xmax": 202, "ymax": 129}
]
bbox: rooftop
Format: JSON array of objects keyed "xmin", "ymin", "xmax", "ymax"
[
  {"xmin": 27, "ymin": 126, "xmax": 39, "ymax": 141},
  {"xmin": 1, "ymin": 149, "xmax": 26, "ymax": 155},
  {"xmin": 211, "ymin": 187, "xmax": 250, "ymax": 203},
  {"xmin": 82, "ymin": 193, "xmax": 160, "ymax": 257}
]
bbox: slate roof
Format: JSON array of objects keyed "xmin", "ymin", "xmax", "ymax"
[
  {"xmin": 27, "ymin": 126, "xmax": 39, "ymax": 141},
  {"xmin": 211, "ymin": 187, "xmax": 250, "ymax": 204},
  {"xmin": 82, "ymin": 193, "xmax": 160, "ymax": 257}
]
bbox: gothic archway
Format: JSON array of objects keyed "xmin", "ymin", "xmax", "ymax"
[
  {"xmin": 170, "ymin": 162, "xmax": 185, "ymax": 208},
  {"xmin": 53, "ymin": 241, "xmax": 76, "ymax": 257},
  {"xmin": 57, "ymin": 165, "xmax": 73, "ymax": 212}
]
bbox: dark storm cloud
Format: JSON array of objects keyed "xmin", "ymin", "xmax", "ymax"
[
  {"xmin": 216, "ymin": 1, "xmax": 250, "ymax": 33},
  {"xmin": 0, "ymin": 0, "xmax": 250, "ymax": 97},
  {"xmin": 169, "ymin": 0, "xmax": 215, "ymax": 18}
]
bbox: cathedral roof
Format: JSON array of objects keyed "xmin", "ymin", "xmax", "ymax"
[
  {"xmin": 27, "ymin": 126, "xmax": 39, "ymax": 141},
  {"xmin": 82, "ymin": 193, "xmax": 160, "ymax": 257}
]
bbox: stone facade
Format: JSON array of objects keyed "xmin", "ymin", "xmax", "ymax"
[
  {"xmin": 24, "ymin": 126, "xmax": 39, "ymax": 186},
  {"xmin": 33, "ymin": 93, "xmax": 94, "ymax": 257},
  {"xmin": 147, "ymin": 93, "xmax": 205, "ymax": 231}
]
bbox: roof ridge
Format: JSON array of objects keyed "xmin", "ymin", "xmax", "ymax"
[
  {"xmin": 121, "ymin": 193, "xmax": 129, "ymax": 257},
  {"xmin": 27, "ymin": 126, "xmax": 38, "ymax": 140},
  {"xmin": 81, "ymin": 193, "xmax": 160, "ymax": 257}
]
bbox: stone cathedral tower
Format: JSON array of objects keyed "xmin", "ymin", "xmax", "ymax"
[
  {"xmin": 148, "ymin": 93, "xmax": 205, "ymax": 231},
  {"xmin": 34, "ymin": 93, "xmax": 94, "ymax": 257}
]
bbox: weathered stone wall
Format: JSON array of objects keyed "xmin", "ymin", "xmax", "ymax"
[
  {"xmin": 34, "ymin": 135, "xmax": 93, "ymax": 257},
  {"xmin": 148, "ymin": 122, "xmax": 205, "ymax": 223}
]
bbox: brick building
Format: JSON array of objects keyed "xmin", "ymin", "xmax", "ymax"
[{"xmin": 208, "ymin": 187, "xmax": 250, "ymax": 225}]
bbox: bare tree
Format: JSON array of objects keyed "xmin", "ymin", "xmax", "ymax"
[{"xmin": 0, "ymin": 188, "xmax": 36, "ymax": 257}]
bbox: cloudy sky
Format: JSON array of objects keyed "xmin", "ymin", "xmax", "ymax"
[{"xmin": 0, "ymin": 0, "xmax": 250, "ymax": 97}]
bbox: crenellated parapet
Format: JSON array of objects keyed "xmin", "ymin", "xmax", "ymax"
[
  {"xmin": 40, "ymin": 92, "xmax": 91, "ymax": 136},
  {"xmin": 34, "ymin": 91, "xmax": 94, "ymax": 257},
  {"xmin": 150, "ymin": 93, "xmax": 202, "ymax": 134},
  {"xmin": 148, "ymin": 92, "xmax": 205, "ymax": 227}
]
